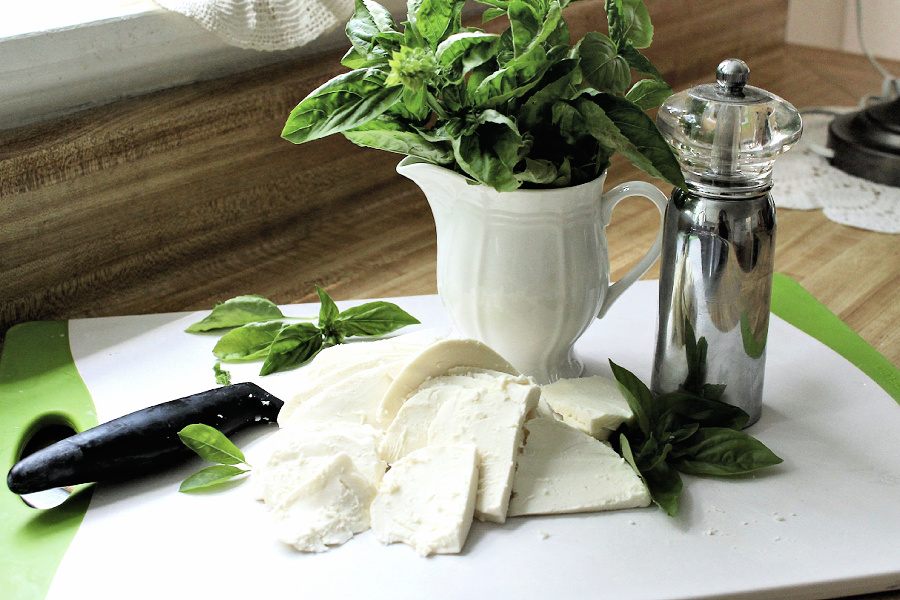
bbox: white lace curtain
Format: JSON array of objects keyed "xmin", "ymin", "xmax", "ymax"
[{"xmin": 153, "ymin": 0, "xmax": 355, "ymax": 51}]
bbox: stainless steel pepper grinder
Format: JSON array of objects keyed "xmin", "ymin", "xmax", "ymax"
[{"xmin": 651, "ymin": 59, "xmax": 802, "ymax": 426}]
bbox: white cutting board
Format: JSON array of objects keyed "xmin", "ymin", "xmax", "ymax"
[{"xmin": 47, "ymin": 281, "xmax": 900, "ymax": 600}]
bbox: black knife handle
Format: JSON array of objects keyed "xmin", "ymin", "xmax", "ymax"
[{"xmin": 7, "ymin": 382, "xmax": 283, "ymax": 495}]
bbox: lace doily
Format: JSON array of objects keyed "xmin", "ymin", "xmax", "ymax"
[
  {"xmin": 153, "ymin": 0, "xmax": 355, "ymax": 51},
  {"xmin": 773, "ymin": 108, "xmax": 900, "ymax": 234}
]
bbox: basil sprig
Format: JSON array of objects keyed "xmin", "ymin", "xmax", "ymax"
[
  {"xmin": 213, "ymin": 362, "xmax": 232, "ymax": 385},
  {"xmin": 186, "ymin": 286, "xmax": 420, "ymax": 376},
  {"xmin": 282, "ymin": 0, "xmax": 686, "ymax": 192},
  {"xmin": 177, "ymin": 424, "xmax": 251, "ymax": 492},
  {"xmin": 609, "ymin": 360, "xmax": 782, "ymax": 516}
]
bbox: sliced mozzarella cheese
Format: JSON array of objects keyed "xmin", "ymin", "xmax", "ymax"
[
  {"xmin": 254, "ymin": 421, "xmax": 385, "ymax": 552},
  {"xmin": 426, "ymin": 372, "xmax": 539, "ymax": 523},
  {"xmin": 370, "ymin": 445, "xmax": 479, "ymax": 557},
  {"xmin": 280, "ymin": 360, "xmax": 408, "ymax": 429},
  {"xmin": 508, "ymin": 417, "xmax": 650, "ymax": 517},
  {"xmin": 379, "ymin": 371, "xmax": 497, "ymax": 464},
  {"xmin": 255, "ymin": 421, "xmax": 385, "ymax": 503},
  {"xmin": 540, "ymin": 375, "xmax": 634, "ymax": 441},
  {"xmin": 277, "ymin": 333, "xmax": 437, "ymax": 425},
  {"xmin": 269, "ymin": 453, "xmax": 376, "ymax": 553},
  {"xmin": 377, "ymin": 338, "xmax": 518, "ymax": 426}
]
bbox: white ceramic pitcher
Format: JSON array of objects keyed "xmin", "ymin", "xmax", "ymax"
[{"xmin": 398, "ymin": 156, "xmax": 668, "ymax": 383}]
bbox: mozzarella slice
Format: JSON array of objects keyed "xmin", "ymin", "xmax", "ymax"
[
  {"xmin": 370, "ymin": 445, "xmax": 479, "ymax": 556},
  {"xmin": 540, "ymin": 375, "xmax": 634, "ymax": 440},
  {"xmin": 269, "ymin": 453, "xmax": 376, "ymax": 553},
  {"xmin": 426, "ymin": 371, "xmax": 539, "ymax": 523},
  {"xmin": 280, "ymin": 360, "xmax": 408, "ymax": 429},
  {"xmin": 277, "ymin": 333, "xmax": 437, "ymax": 425},
  {"xmin": 508, "ymin": 418, "xmax": 650, "ymax": 517},
  {"xmin": 254, "ymin": 422, "xmax": 385, "ymax": 552},
  {"xmin": 377, "ymin": 338, "xmax": 518, "ymax": 425}
]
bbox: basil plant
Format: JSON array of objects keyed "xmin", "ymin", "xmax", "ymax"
[{"xmin": 282, "ymin": 0, "xmax": 686, "ymax": 192}]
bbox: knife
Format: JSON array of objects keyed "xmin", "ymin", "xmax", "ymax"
[{"xmin": 6, "ymin": 382, "xmax": 283, "ymax": 496}]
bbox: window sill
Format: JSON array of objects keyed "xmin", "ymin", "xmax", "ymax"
[{"xmin": 0, "ymin": 2, "xmax": 406, "ymax": 132}]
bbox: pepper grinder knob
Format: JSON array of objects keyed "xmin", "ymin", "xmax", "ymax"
[{"xmin": 716, "ymin": 58, "xmax": 750, "ymax": 95}]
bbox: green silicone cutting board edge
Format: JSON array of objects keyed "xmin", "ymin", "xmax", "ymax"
[
  {"xmin": 771, "ymin": 273, "xmax": 900, "ymax": 405},
  {"xmin": 0, "ymin": 275, "xmax": 896, "ymax": 600},
  {"xmin": 0, "ymin": 321, "xmax": 98, "ymax": 600}
]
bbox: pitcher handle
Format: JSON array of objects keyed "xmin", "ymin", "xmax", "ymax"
[{"xmin": 597, "ymin": 181, "xmax": 669, "ymax": 318}]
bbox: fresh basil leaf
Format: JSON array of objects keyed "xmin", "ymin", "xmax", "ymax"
[
  {"xmin": 642, "ymin": 456, "xmax": 683, "ymax": 516},
  {"xmin": 577, "ymin": 94, "xmax": 686, "ymax": 189},
  {"xmin": 625, "ymin": 78, "xmax": 672, "ymax": 110},
  {"xmin": 346, "ymin": 0, "xmax": 398, "ymax": 57},
  {"xmin": 185, "ymin": 295, "xmax": 285, "ymax": 333},
  {"xmin": 178, "ymin": 424, "xmax": 247, "ymax": 465},
  {"xmin": 471, "ymin": 45, "xmax": 551, "ymax": 108},
  {"xmin": 260, "ymin": 323, "xmax": 324, "ymax": 376},
  {"xmin": 341, "ymin": 47, "xmax": 370, "ymax": 69},
  {"xmin": 656, "ymin": 392, "xmax": 750, "ymax": 431},
  {"xmin": 552, "ymin": 99, "xmax": 588, "ymax": 145},
  {"xmin": 621, "ymin": 433, "xmax": 682, "ymax": 516},
  {"xmin": 619, "ymin": 433, "xmax": 638, "ymax": 472},
  {"xmin": 619, "ymin": 43, "xmax": 663, "ymax": 81},
  {"xmin": 515, "ymin": 157, "xmax": 559, "ymax": 184},
  {"xmin": 179, "ymin": 465, "xmax": 250, "ymax": 492},
  {"xmin": 282, "ymin": 68, "xmax": 402, "ymax": 145},
  {"xmin": 517, "ymin": 58, "xmax": 581, "ymax": 129},
  {"xmin": 606, "ymin": 0, "xmax": 653, "ymax": 49},
  {"xmin": 374, "ymin": 30, "xmax": 405, "ymax": 50},
  {"xmin": 521, "ymin": 0, "xmax": 563, "ymax": 53},
  {"xmin": 667, "ymin": 422, "xmax": 700, "ymax": 445},
  {"xmin": 334, "ymin": 301, "xmax": 421, "ymax": 337},
  {"xmin": 317, "ymin": 285, "xmax": 340, "ymax": 329},
  {"xmin": 316, "ymin": 285, "xmax": 344, "ymax": 345},
  {"xmin": 212, "ymin": 320, "xmax": 284, "ymax": 362},
  {"xmin": 436, "ymin": 31, "xmax": 502, "ymax": 83},
  {"xmin": 508, "ymin": 0, "xmax": 542, "ymax": 57},
  {"xmin": 609, "ymin": 360, "xmax": 655, "ymax": 436},
  {"xmin": 612, "ymin": 364, "xmax": 780, "ymax": 516},
  {"xmin": 452, "ymin": 110, "xmax": 524, "ymax": 191},
  {"xmin": 701, "ymin": 383, "xmax": 727, "ymax": 402},
  {"xmin": 470, "ymin": 0, "xmax": 562, "ymax": 107},
  {"xmin": 410, "ymin": 0, "xmax": 464, "ymax": 48},
  {"xmin": 482, "ymin": 7, "xmax": 506, "ymax": 22},
  {"xmin": 552, "ymin": 155, "xmax": 573, "ymax": 186},
  {"xmin": 672, "ymin": 427, "xmax": 783, "ymax": 476},
  {"xmin": 402, "ymin": 84, "xmax": 431, "ymax": 121},
  {"xmin": 213, "ymin": 362, "xmax": 231, "ymax": 386},
  {"xmin": 575, "ymin": 32, "xmax": 631, "ymax": 94},
  {"xmin": 344, "ymin": 115, "xmax": 454, "ymax": 163}
]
